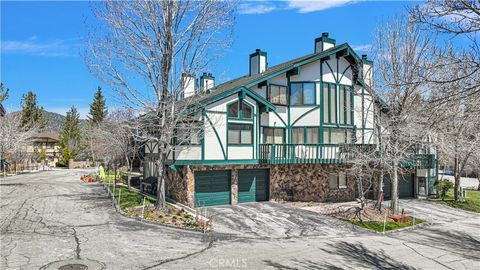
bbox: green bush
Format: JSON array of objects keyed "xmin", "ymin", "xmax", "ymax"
[{"xmin": 434, "ymin": 179, "xmax": 453, "ymax": 200}]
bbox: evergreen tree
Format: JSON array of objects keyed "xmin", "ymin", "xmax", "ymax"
[
  {"xmin": 20, "ymin": 91, "xmax": 47, "ymax": 130},
  {"xmin": 88, "ymin": 86, "xmax": 108, "ymax": 124},
  {"xmin": 59, "ymin": 106, "xmax": 81, "ymax": 165},
  {"xmin": 0, "ymin": 83, "xmax": 9, "ymax": 103}
]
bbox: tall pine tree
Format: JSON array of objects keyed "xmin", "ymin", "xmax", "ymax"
[
  {"xmin": 20, "ymin": 91, "xmax": 47, "ymax": 130},
  {"xmin": 88, "ymin": 86, "xmax": 108, "ymax": 124},
  {"xmin": 0, "ymin": 83, "xmax": 10, "ymax": 103},
  {"xmin": 59, "ymin": 106, "xmax": 82, "ymax": 165}
]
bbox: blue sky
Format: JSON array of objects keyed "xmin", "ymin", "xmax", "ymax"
[{"xmin": 1, "ymin": 0, "xmax": 418, "ymax": 118}]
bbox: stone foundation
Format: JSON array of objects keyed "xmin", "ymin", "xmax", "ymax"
[{"xmin": 165, "ymin": 163, "xmax": 356, "ymax": 208}]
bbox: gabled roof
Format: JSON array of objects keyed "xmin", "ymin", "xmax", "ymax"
[
  {"xmin": 186, "ymin": 42, "xmax": 370, "ymax": 112},
  {"xmin": 30, "ymin": 132, "xmax": 59, "ymax": 142}
]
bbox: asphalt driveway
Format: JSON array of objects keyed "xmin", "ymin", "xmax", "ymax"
[{"xmin": 202, "ymin": 201, "xmax": 368, "ymax": 238}]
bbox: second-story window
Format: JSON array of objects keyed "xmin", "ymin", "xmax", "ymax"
[
  {"xmin": 228, "ymin": 124, "xmax": 253, "ymax": 145},
  {"xmin": 290, "ymin": 82, "xmax": 315, "ymax": 105},
  {"xmin": 263, "ymin": 127, "xmax": 285, "ymax": 144},
  {"xmin": 269, "ymin": 84, "xmax": 288, "ymax": 105},
  {"xmin": 292, "ymin": 127, "xmax": 319, "ymax": 144},
  {"xmin": 227, "ymin": 100, "xmax": 253, "ymax": 119}
]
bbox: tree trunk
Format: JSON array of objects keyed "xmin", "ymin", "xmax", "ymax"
[
  {"xmin": 376, "ymin": 172, "xmax": 384, "ymax": 211},
  {"xmin": 453, "ymin": 156, "xmax": 460, "ymax": 201},
  {"xmin": 390, "ymin": 167, "xmax": 399, "ymax": 214},
  {"xmin": 125, "ymin": 154, "xmax": 131, "ymax": 189},
  {"xmin": 155, "ymin": 157, "xmax": 166, "ymax": 209}
]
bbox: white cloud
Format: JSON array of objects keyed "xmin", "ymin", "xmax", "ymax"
[
  {"xmin": 1, "ymin": 37, "xmax": 81, "ymax": 57},
  {"xmin": 287, "ymin": 0, "xmax": 360, "ymax": 13},
  {"xmin": 239, "ymin": 0, "xmax": 361, "ymax": 15},
  {"xmin": 351, "ymin": 44, "xmax": 372, "ymax": 52},
  {"xmin": 239, "ymin": 2, "xmax": 281, "ymax": 14}
]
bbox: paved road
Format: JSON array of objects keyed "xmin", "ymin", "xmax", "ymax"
[{"xmin": 1, "ymin": 170, "xmax": 479, "ymax": 269}]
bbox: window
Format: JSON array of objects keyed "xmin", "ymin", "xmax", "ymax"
[
  {"xmin": 228, "ymin": 124, "xmax": 253, "ymax": 145},
  {"xmin": 227, "ymin": 100, "xmax": 253, "ymax": 119},
  {"xmin": 292, "ymin": 127, "xmax": 319, "ymax": 144},
  {"xmin": 242, "ymin": 102, "xmax": 252, "ymax": 118},
  {"xmin": 345, "ymin": 87, "xmax": 352, "ymax": 125},
  {"xmin": 290, "ymin": 82, "xmax": 315, "ymax": 105},
  {"xmin": 176, "ymin": 124, "xmax": 202, "ymax": 145},
  {"xmin": 323, "ymin": 129, "xmax": 330, "ymax": 144},
  {"xmin": 331, "ymin": 128, "xmax": 345, "ymax": 144},
  {"xmin": 339, "ymin": 86, "xmax": 345, "ymax": 124},
  {"xmin": 228, "ymin": 102, "xmax": 239, "ymax": 118},
  {"xmin": 323, "ymin": 83, "xmax": 353, "ymax": 125},
  {"xmin": 329, "ymin": 172, "xmax": 347, "ymax": 189},
  {"xmin": 292, "ymin": 128, "xmax": 304, "ymax": 144},
  {"xmin": 323, "ymin": 84, "xmax": 329, "ymax": 123},
  {"xmin": 263, "ymin": 127, "xmax": 285, "ymax": 144},
  {"xmin": 330, "ymin": 85, "xmax": 337, "ymax": 123},
  {"xmin": 323, "ymin": 128, "xmax": 354, "ymax": 144},
  {"xmin": 269, "ymin": 85, "xmax": 288, "ymax": 105},
  {"xmin": 306, "ymin": 128, "xmax": 319, "ymax": 144}
]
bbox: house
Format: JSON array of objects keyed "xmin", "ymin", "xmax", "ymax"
[
  {"xmin": 26, "ymin": 132, "xmax": 61, "ymax": 168},
  {"xmin": 143, "ymin": 33, "xmax": 438, "ymax": 208}
]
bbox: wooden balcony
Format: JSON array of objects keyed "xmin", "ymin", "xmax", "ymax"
[
  {"xmin": 259, "ymin": 144, "xmax": 436, "ymax": 169},
  {"xmin": 258, "ymin": 143, "xmax": 376, "ymax": 165}
]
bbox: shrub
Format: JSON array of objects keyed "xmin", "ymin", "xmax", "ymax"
[{"xmin": 434, "ymin": 179, "xmax": 453, "ymax": 200}]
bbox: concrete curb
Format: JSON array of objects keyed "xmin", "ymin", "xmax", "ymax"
[{"xmin": 100, "ymin": 181, "xmax": 208, "ymax": 234}]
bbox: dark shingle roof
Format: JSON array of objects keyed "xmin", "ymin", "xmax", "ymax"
[{"xmin": 195, "ymin": 43, "xmax": 349, "ymax": 104}]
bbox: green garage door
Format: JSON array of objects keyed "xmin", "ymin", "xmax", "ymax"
[
  {"xmin": 238, "ymin": 169, "xmax": 269, "ymax": 203},
  {"xmin": 383, "ymin": 174, "xmax": 392, "ymax": 200},
  {"xmin": 194, "ymin": 170, "xmax": 231, "ymax": 207},
  {"xmin": 383, "ymin": 173, "xmax": 414, "ymax": 200},
  {"xmin": 398, "ymin": 173, "xmax": 414, "ymax": 198}
]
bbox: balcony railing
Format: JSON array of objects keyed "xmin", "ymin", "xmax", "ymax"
[
  {"xmin": 259, "ymin": 143, "xmax": 376, "ymax": 165},
  {"xmin": 405, "ymin": 154, "xmax": 436, "ymax": 170},
  {"xmin": 259, "ymin": 144, "xmax": 436, "ymax": 169}
]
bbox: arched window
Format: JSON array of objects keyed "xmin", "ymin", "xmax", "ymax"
[{"xmin": 227, "ymin": 100, "xmax": 253, "ymax": 119}]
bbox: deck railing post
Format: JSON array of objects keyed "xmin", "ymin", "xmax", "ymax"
[{"xmin": 271, "ymin": 143, "xmax": 276, "ymax": 164}]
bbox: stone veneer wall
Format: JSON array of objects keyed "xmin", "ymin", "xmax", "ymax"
[
  {"xmin": 270, "ymin": 164, "xmax": 356, "ymax": 202},
  {"xmin": 166, "ymin": 164, "xmax": 356, "ymax": 208}
]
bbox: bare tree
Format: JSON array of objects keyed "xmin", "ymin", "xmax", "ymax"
[
  {"xmin": 0, "ymin": 113, "xmax": 35, "ymax": 176},
  {"xmin": 100, "ymin": 109, "xmax": 141, "ymax": 188},
  {"xmin": 371, "ymin": 16, "xmax": 435, "ymax": 213},
  {"xmin": 85, "ymin": 0, "xmax": 236, "ymax": 208},
  {"xmin": 410, "ymin": 0, "xmax": 480, "ymax": 100},
  {"xmin": 432, "ymin": 90, "xmax": 480, "ymax": 200}
]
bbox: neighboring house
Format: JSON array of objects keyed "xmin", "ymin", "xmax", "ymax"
[
  {"xmin": 26, "ymin": 132, "xmax": 61, "ymax": 168},
  {"xmin": 143, "ymin": 33, "xmax": 438, "ymax": 208}
]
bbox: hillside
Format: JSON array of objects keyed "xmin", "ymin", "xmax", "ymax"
[
  {"xmin": 43, "ymin": 110, "xmax": 66, "ymax": 132},
  {"xmin": 10, "ymin": 110, "xmax": 87, "ymax": 133}
]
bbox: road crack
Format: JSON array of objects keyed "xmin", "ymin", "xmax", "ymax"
[{"xmin": 142, "ymin": 237, "xmax": 215, "ymax": 269}]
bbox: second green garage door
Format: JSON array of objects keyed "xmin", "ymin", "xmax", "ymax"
[
  {"xmin": 194, "ymin": 170, "xmax": 231, "ymax": 207},
  {"xmin": 383, "ymin": 173, "xmax": 414, "ymax": 199},
  {"xmin": 238, "ymin": 169, "xmax": 269, "ymax": 203}
]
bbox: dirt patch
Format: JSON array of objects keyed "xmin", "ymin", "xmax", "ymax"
[{"xmin": 126, "ymin": 205, "xmax": 208, "ymax": 230}]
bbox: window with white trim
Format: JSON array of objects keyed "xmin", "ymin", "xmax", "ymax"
[{"xmin": 329, "ymin": 172, "xmax": 347, "ymax": 189}]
